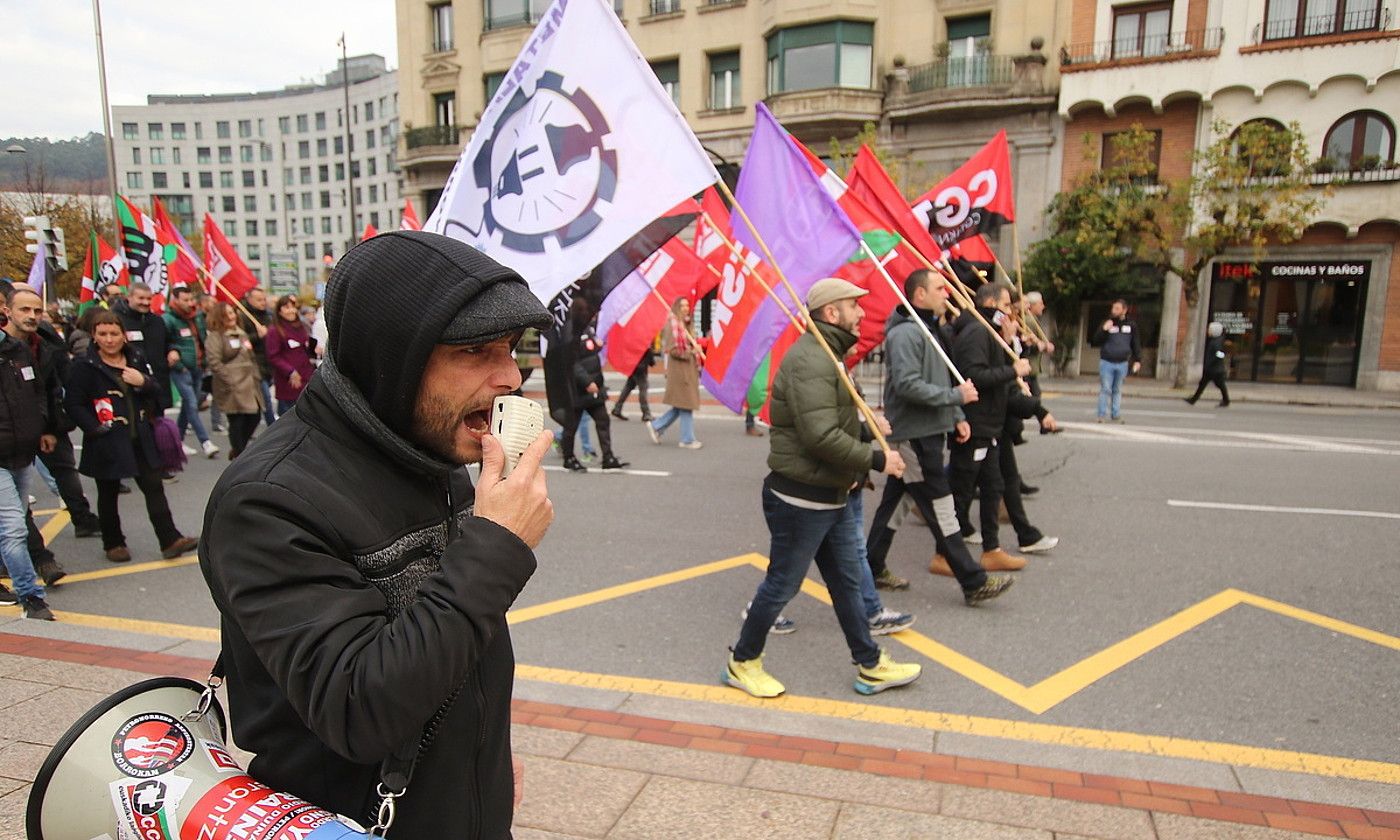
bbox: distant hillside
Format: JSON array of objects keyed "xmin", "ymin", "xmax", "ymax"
[{"xmin": 0, "ymin": 133, "xmax": 108, "ymax": 193}]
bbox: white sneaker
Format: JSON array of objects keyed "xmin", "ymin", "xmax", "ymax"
[
  {"xmin": 647, "ymin": 423, "xmax": 661, "ymax": 445},
  {"xmin": 964, "ymin": 531, "xmax": 982, "ymax": 545},
  {"xmin": 202, "ymin": 440, "xmax": 221, "ymax": 458},
  {"xmin": 181, "ymin": 444, "xmax": 198, "ymax": 456},
  {"xmin": 1019, "ymin": 536, "xmax": 1059, "ymax": 554},
  {"xmin": 679, "ymin": 440, "xmax": 703, "ymax": 450}
]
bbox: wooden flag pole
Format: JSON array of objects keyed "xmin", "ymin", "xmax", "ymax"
[
  {"xmin": 715, "ymin": 179, "xmax": 890, "ymax": 452},
  {"xmin": 893, "ymin": 233, "xmax": 1020, "ymax": 363},
  {"xmin": 649, "ymin": 287, "xmax": 707, "ymax": 364},
  {"xmin": 1010, "ymin": 222, "xmax": 1051, "ymax": 343},
  {"xmin": 700, "ymin": 212, "xmax": 805, "ymax": 332},
  {"xmin": 858, "ymin": 238, "xmax": 966, "ymax": 384},
  {"xmin": 939, "ymin": 255, "xmax": 1022, "ymax": 363}
]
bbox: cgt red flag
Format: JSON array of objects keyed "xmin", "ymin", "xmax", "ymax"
[
  {"xmin": 691, "ymin": 186, "xmax": 731, "ymax": 301},
  {"xmin": 400, "ymin": 199, "xmax": 422, "ymax": 231},
  {"xmin": 203, "ymin": 214, "xmax": 259, "ymax": 304},
  {"xmin": 151, "ymin": 197, "xmax": 200, "ymax": 290},
  {"xmin": 911, "ymin": 130, "xmax": 1014, "ymax": 250}
]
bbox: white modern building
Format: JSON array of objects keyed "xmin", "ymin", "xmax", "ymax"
[{"xmin": 113, "ymin": 55, "xmax": 402, "ymax": 289}]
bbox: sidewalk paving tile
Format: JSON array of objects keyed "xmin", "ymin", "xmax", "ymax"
[
  {"xmin": 605, "ymin": 775, "xmax": 840, "ymax": 840},
  {"xmin": 743, "ymin": 758, "xmax": 945, "ymax": 815},
  {"xmin": 940, "ymin": 786, "xmax": 1157, "ymax": 839},
  {"xmin": 0, "ymin": 740, "xmax": 47, "ymax": 783},
  {"xmin": 0, "ymin": 653, "xmax": 36, "ymax": 677},
  {"xmin": 514, "ymin": 754, "xmax": 648, "ymax": 837},
  {"xmin": 567, "ymin": 734, "xmax": 755, "ymax": 785},
  {"xmin": 0, "ymin": 783, "xmax": 29, "ymax": 840},
  {"xmin": 831, "ymin": 802, "xmax": 1053, "ymax": 839},
  {"xmin": 514, "ymin": 829, "xmax": 595, "ymax": 840},
  {"xmin": 0, "ymin": 678, "xmax": 53, "ymax": 710},
  {"xmin": 8, "ymin": 659, "xmax": 155, "ymax": 694},
  {"xmin": 1152, "ymin": 811, "xmax": 1331, "ymax": 839},
  {"xmin": 3, "ymin": 686, "xmax": 110, "ymax": 745},
  {"xmin": 512, "ymin": 722, "xmax": 587, "ymax": 759},
  {"xmin": 1233, "ymin": 766, "xmax": 1400, "ymax": 813}
]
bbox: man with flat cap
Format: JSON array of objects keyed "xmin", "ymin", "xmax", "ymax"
[
  {"xmin": 726, "ymin": 277, "xmax": 923, "ymax": 700},
  {"xmin": 200, "ymin": 231, "xmax": 556, "ymax": 837}
]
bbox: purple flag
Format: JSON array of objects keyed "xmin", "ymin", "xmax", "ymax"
[
  {"xmin": 27, "ymin": 243, "xmax": 46, "ymax": 298},
  {"xmin": 701, "ymin": 102, "xmax": 862, "ymax": 411}
]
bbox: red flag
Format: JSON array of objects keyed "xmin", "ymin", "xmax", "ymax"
[
  {"xmin": 203, "ymin": 214, "xmax": 259, "ymax": 304},
  {"xmin": 400, "ymin": 200, "xmax": 421, "ymax": 231},
  {"xmin": 691, "ymin": 186, "xmax": 732, "ymax": 301},
  {"xmin": 601, "ymin": 236, "xmax": 705, "ymax": 375},
  {"xmin": 911, "ymin": 130, "xmax": 1014, "ymax": 250},
  {"xmin": 701, "ymin": 217, "xmax": 785, "ymax": 390},
  {"xmin": 361, "ymin": 223, "xmax": 378, "ymax": 241},
  {"xmin": 151, "ymin": 197, "xmax": 200, "ymax": 290}
]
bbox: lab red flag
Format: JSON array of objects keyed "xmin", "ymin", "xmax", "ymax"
[
  {"xmin": 400, "ymin": 199, "xmax": 421, "ymax": 231},
  {"xmin": 361, "ymin": 223, "xmax": 378, "ymax": 241},
  {"xmin": 203, "ymin": 214, "xmax": 259, "ymax": 304},
  {"xmin": 597, "ymin": 235, "xmax": 705, "ymax": 376},
  {"xmin": 151, "ymin": 197, "xmax": 200, "ymax": 290},
  {"xmin": 691, "ymin": 186, "xmax": 732, "ymax": 300},
  {"xmin": 911, "ymin": 130, "xmax": 1014, "ymax": 250}
]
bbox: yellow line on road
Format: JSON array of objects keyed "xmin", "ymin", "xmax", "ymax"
[
  {"xmin": 54, "ymin": 557, "xmax": 201, "ymax": 585},
  {"xmin": 0, "ymin": 606, "xmax": 218, "ymax": 642},
  {"xmin": 514, "ymin": 663, "xmax": 1400, "ymax": 785},
  {"xmin": 39, "ymin": 510, "xmax": 70, "ymax": 545},
  {"xmin": 508, "ymin": 554, "xmax": 761, "ymax": 625}
]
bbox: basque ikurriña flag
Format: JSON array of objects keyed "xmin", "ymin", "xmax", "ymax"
[
  {"xmin": 425, "ymin": 0, "xmax": 718, "ymax": 305},
  {"xmin": 78, "ymin": 231, "xmax": 129, "ymax": 314},
  {"xmin": 700, "ymin": 102, "xmax": 862, "ymax": 413},
  {"xmin": 911, "ymin": 130, "xmax": 1015, "ymax": 250}
]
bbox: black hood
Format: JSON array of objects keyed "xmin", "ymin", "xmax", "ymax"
[{"xmin": 321, "ymin": 231, "xmax": 540, "ymax": 447}]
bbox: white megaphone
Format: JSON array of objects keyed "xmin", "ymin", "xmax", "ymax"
[{"xmin": 27, "ymin": 676, "xmax": 375, "ymax": 840}]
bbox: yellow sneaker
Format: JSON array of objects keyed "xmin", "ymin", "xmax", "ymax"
[
  {"xmin": 854, "ymin": 650, "xmax": 922, "ymax": 695},
  {"xmin": 724, "ymin": 654, "xmax": 785, "ymax": 698}
]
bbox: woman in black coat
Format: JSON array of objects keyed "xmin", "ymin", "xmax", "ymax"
[{"xmin": 64, "ymin": 311, "xmax": 199, "ymax": 563}]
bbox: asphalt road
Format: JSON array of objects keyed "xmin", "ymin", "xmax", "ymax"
[{"xmin": 20, "ymin": 388, "xmax": 1400, "ymax": 781}]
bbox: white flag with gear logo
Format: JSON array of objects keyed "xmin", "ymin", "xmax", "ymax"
[{"xmin": 425, "ymin": 0, "xmax": 718, "ymax": 304}]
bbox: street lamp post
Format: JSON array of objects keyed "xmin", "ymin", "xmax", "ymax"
[
  {"xmin": 91, "ymin": 0, "xmax": 121, "ymax": 244},
  {"xmin": 338, "ymin": 34, "xmax": 357, "ymax": 255}
]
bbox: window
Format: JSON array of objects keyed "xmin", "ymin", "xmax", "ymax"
[
  {"xmin": 432, "ymin": 2, "xmax": 454, "ymax": 50},
  {"xmin": 147, "ymin": 122, "xmax": 163, "ymax": 140},
  {"xmin": 247, "ymin": 244, "xmax": 261, "ymax": 261},
  {"xmin": 370, "ymin": 184, "xmax": 379, "ymax": 202},
  {"xmin": 207, "ymin": 196, "xmax": 216, "ymax": 212},
  {"xmin": 172, "ymin": 148, "xmax": 181, "ymax": 164},
  {"xmin": 171, "ymin": 122, "xmax": 187, "ymax": 140},
  {"xmin": 122, "ymin": 122, "xmax": 138, "ymax": 140},
  {"xmin": 485, "ymin": 72, "xmax": 507, "ymax": 102},
  {"xmin": 1112, "ymin": 2, "xmax": 1172, "ymax": 58},
  {"xmin": 365, "ymin": 101, "xmax": 375, "ymax": 120},
  {"xmin": 238, "ymin": 119, "xmax": 252, "ymax": 138},
  {"xmin": 353, "ymin": 105, "xmax": 360, "ymax": 124},
  {"xmin": 485, "ymin": 0, "xmax": 549, "ymax": 31},
  {"xmin": 220, "ymin": 171, "xmax": 234, "ymax": 188},
  {"xmin": 258, "ymin": 118, "xmax": 265, "ymax": 137},
  {"xmin": 296, "ymin": 114, "xmax": 309, "ymax": 132},
  {"xmin": 434, "ymin": 92, "xmax": 456, "ymax": 127},
  {"xmin": 651, "ymin": 59, "xmax": 680, "ymax": 105},
  {"xmin": 194, "ymin": 122, "xmax": 204, "ymax": 140},
  {"xmin": 223, "ymin": 196, "xmax": 237, "ymax": 213},
  {"xmin": 766, "ymin": 20, "xmax": 873, "ymax": 93},
  {"xmin": 279, "ymin": 116, "xmax": 291, "ymax": 133},
  {"xmin": 300, "ymin": 166, "xmax": 312, "ymax": 184},
  {"xmin": 270, "ymin": 195, "xmax": 277, "ymax": 210},
  {"xmin": 366, "ymin": 129, "xmax": 376, "ymax": 149},
  {"xmin": 317, "ymin": 138, "xmax": 328, "ymax": 157},
  {"xmin": 266, "ymin": 219, "xmax": 278, "ymax": 236},
  {"xmin": 371, "ymin": 211, "xmax": 381, "ymax": 229},
  {"xmin": 944, "ymin": 13, "xmax": 993, "ymax": 84},
  {"xmin": 303, "ymin": 218, "xmax": 314, "ymax": 236},
  {"xmin": 708, "ymin": 52, "xmax": 740, "ymax": 110},
  {"xmin": 381, "ymin": 125, "xmax": 392, "ymax": 144},
  {"xmin": 351, "ymin": 161, "xmax": 361, "ymax": 179},
  {"xmin": 301, "ymin": 192, "xmax": 313, "ymax": 209},
  {"xmin": 126, "ymin": 172, "xmax": 143, "ymax": 189},
  {"xmin": 304, "ymin": 243, "xmax": 316, "ymax": 260},
  {"xmin": 242, "ymin": 170, "xmax": 256, "ymax": 187},
  {"xmin": 199, "ymin": 171, "xmax": 213, "ymax": 188},
  {"xmin": 244, "ymin": 195, "xmax": 258, "ymax": 212},
  {"xmin": 246, "ymin": 220, "xmax": 259, "ymax": 236},
  {"xmin": 261, "ymin": 145, "xmax": 273, "ymax": 162},
  {"xmin": 224, "ymin": 221, "xmax": 237, "ymax": 237},
  {"xmin": 298, "ymin": 141, "xmax": 311, "ymax": 159},
  {"xmin": 197, "ymin": 147, "xmax": 211, "ymax": 164},
  {"xmin": 152, "ymin": 172, "xmax": 167, "ymax": 189},
  {"xmin": 334, "ymin": 136, "xmax": 345, "ymax": 155},
  {"xmin": 150, "ymin": 147, "xmax": 164, "ymax": 164},
  {"xmin": 132, "ymin": 148, "xmax": 142, "ymax": 165},
  {"xmin": 1102, "ymin": 129, "xmax": 1162, "ymax": 183},
  {"xmin": 219, "ymin": 146, "xmax": 233, "ymax": 164},
  {"xmin": 321, "ymin": 217, "xmax": 333, "ymax": 234},
  {"xmin": 1323, "ymin": 110, "xmax": 1395, "ymax": 169},
  {"xmin": 368, "ymin": 157, "xmax": 378, "ymax": 176},
  {"xmin": 285, "ymin": 193, "xmax": 295, "ymax": 209},
  {"xmin": 650, "ymin": 0, "xmax": 680, "ymax": 12},
  {"xmin": 217, "ymin": 121, "xmax": 231, "ymax": 139},
  {"xmin": 241, "ymin": 145, "xmax": 254, "ymax": 162},
  {"xmin": 1230, "ymin": 118, "xmax": 1291, "ymax": 175},
  {"xmin": 315, "ymin": 112, "xmax": 327, "ymax": 131},
  {"xmin": 182, "ymin": 172, "xmax": 190, "ymax": 188},
  {"xmin": 336, "ymin": 162, "xmax": 346, "ymax": 180},
  {"xmin": 262, "ymin": 170, "xmax": 269, "ymax": 187},
  {"xmin": 1263, "ymin": 0, "xmax": 1383, "ymax": 40},
  {"xmin": 320, "ymin": 190, "xmax": 331, "ymax": 208}
]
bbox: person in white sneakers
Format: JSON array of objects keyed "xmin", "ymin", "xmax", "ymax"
[
  {"xmin": 164, "ymin": 286, "xmax": 219, "ymax": 458},
  {"xmin": 648, "ymin": 298, "xmax": 703, "ymax": 450}
]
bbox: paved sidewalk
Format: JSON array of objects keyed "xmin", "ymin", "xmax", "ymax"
[
  {"xmin": 2, "ymin": 634, "xmax": 1396, "ymax": 839},
  {"xmin": 1033, "ymin": 377, "xmax": 1400, "ymax": 410}
]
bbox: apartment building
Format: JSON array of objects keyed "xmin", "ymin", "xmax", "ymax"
[
  {"xmin": 395, "ymin": 0, "xmax": 1073, "ymax": 258},
  {"xmin": 1058, "ymin": 0, "xmax": 1400, "ymax": 390},
  {"xmin": 113, "ymin": 55, "xmax": 402, "ymax": 290}
]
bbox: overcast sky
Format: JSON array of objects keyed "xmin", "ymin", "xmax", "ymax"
[{"xmin": 3, "ymin": 0, "xmax": 400, "ymax": 140}]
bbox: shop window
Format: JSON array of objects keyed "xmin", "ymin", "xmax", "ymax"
[
  {"xmin": 708, "ymin": 52, "xmax": 740, "ymax": 110},
  {"xmin": 766, "ymin": 20, "xmax": 873, "ymax": 94},
  {"xmin": 1263, "ymin": 0, "xmax": 1382, "ymax": 41},
  {"xmin": 1322, "ymin": 110, "xmax": 1395, "ymax": 170},
  {"xmin": 1112, "ymin": 2, "xmax": 1172, "ymax": 58}
]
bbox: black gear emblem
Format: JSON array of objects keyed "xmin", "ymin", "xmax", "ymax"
[{"xmin": 445, "ymin": 71, "xmax": 617, "ymax": 254}]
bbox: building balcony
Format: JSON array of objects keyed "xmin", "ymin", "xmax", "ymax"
[
  {"xmin": 762, "ymin": 87, "xmax": 883, "ymax": 133},
  {"xmin": 885, "ymin": 49, "xmax": 1053, "ymax": 119},
  {"xmin": 1060, "ymin": 27, "xmax": 1224, "ymax": 71},
  {"xmin": 1250, "ymin": 6, "xmax": 1392, "ymax": 45},
  {"xmin": 400, "ymin": 125, "xmax": 465, "ymax": 170}
]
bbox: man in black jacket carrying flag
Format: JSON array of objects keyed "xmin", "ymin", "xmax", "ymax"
[{"xmin": 200, "ymin": 231, "xmax": 555, "ymax": 837}]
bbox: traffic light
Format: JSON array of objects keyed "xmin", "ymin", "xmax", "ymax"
[{"xmin": 22, "ymin": 215, "xmax": 68, "ymax": 272}]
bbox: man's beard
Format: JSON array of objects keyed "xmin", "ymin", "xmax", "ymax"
[{"xmin": 412, "ymin": 392, "xmax": 470, "ymax": 463}]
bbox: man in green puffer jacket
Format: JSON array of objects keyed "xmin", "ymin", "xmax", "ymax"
[{"xmin": 726, "ymin": 278, "xmax": 923, "ymax": 701}]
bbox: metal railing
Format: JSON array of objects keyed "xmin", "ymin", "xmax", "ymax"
[
  {"xmin": 1256, "ymin": 6, "xmax": 1389, "ymax": 42},
  {"xmin": 404, "ymin": 125, "xmax": 462, "ymax": 150},
  {"xmin": 649, "ymin": 0, "xmax": 681, "ymax": 14},
  {"xmin": 1060, "ymin": 27, "xmax": 1223, "ymax": 66},
  {"xmin": 431, "ymin": 37, "xmax": 453, "ymax": 52},
  {"xmin": 906, "ymin": 54, "xmax": 1015, "ymax": 92},
  {"xmin": 703, "ymin": 0, "xmax": 743, "ymax": 6}
]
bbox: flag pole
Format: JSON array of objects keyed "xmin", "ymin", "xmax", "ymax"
[
  {"xmin": 857, "ymin": 238, "xmax": 966, "ymax": 384},
  {"xmin": 648, "ymin": 287, "xmax": 706, "ymax": 363},
  {"xmin": 700, "ymin": 211, "xmax": 804, "ymax": 332},
  {"xmin": 1010, "ymin": 222, "xmax": 1051, "ymax": 343},
  {"xmin": 715, "ymin": 179, "xmax": 890, "ymax": 453},
  {"xmin": 892, "ymin": 233, "xmax": 1020, "ymax": 363}
]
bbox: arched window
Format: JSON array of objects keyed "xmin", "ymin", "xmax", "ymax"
[
  {"xmin": 1323, "ymin": 111, "xmax": 1395, "ymax": 170},
  {"xmin": 1231, "ymin": 118, "xmax": 1291, "ymax": 176}
]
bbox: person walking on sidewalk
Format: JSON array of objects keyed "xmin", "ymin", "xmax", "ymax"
[
  {"xmin": 611, "ymin": 343, "xmax": 655, "ymax": 423},
  {"xmin": 726, "ymin": 278, "xmax": 921, "ymax": 700},
  {"xmin": 649, "ymin": 297, "xmax": 702, "ymax": 450},
  {"xmin": 265, "ymin": 294, "xmax": 317, "ymax": 415},
  {"xmin": 64, "ymin": 311, "xmax": 200, "ymax": 564},
  {"xmin": 204, "ymin": 302, "xmax": 266, "ymax": 459},
  {"xmin": 1186, "ymin": 322, "xmax": 1231, "ymax": 407},
  {"xmin": 1090, "ymin": 299, "xmax": 1142, "ymax": 422},
  {"xmin": 0, "ymin": 287, "xmax": 56, "ymax": 619},
  {"xmin": 165, "ymin": 286, "xmax": 219, "ymax": 459}
]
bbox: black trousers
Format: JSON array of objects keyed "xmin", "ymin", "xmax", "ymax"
[
  {"xmin": 614, "ymin": 363, "xmax": 651, "ymax": 418},
  {"xmin": 227, "ymin": 413, "xmax": 261, "ymax": 457},
  {"xmin": 561, "ymin": 403, "xmax": 613, "ymax": 459},
  {"xmin": 39, "ymin": 433, "xmax": 94, "ymax": 522},
  {"xmin": 867, "ymin": 436, "xmax": 987, "ymax": 592},
  {"xmin": 26, "ymin": 510, "xmax": 55, "ymax": 567},
  {"xmin": 950, "ymin": 436, "xmax": 1005, "ymax": 552},
  {"xmin": 998, "ymin": 432, "xmax": 1043, "ymax": 548},
  {"xmin": 1189, "ymin": 370, "xmax": 1230, "ymax": 404},
  {"xmin": 96, "ymin": 470, "xmax": 181, "ymax": 551}
]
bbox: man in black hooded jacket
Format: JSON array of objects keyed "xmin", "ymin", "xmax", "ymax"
[{"xmin": 200, "ymin": 231, "xmax": 555, "ymax": 837}]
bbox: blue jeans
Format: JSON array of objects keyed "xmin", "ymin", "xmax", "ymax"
[
  {"xmin": 1098, "ymin": 359, "xmax": 1129, "ymax": 419},
  {"xmin": 554, "ymin": 412, "xmax": 594, "ymax": 454},
  {"xmin": 171, "ymin": 368, "xmax": 210, "ymax": 444},
  {"xmin": 0, "ymin": 467, "xmax": 41, "ymax": 600},
  {"xmin": 652, "ymin": 407, "xmax": 695, "ymax": 444},
  {"xmin": 260, "ymin": 377, "xmax": 276, "ymax": 426},
  {"xmin": 848, "ymin": 491, "xmax": 882, "ymax": 619},
  {"xmin": 734, "ymin": 487, "xmax": 880, "ymax": 667}
]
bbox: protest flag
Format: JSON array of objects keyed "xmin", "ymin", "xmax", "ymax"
[{"xmin": 203, "ymin": 214, "xmax": 259, "ymax": 305}]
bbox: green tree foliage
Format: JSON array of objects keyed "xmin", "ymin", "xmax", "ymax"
[{"xmin": 0, "ymin": 134, "xmax": 108, "ymax": 192}]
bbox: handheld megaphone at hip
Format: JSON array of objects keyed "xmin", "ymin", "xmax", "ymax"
[{"xmin": 27, "ymin": 676, "xmax": 376, "ymax": 840}]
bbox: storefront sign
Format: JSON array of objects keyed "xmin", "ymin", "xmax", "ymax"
[{"xmin": 1214, "ymin": 259, "xmax": 1370, "ymax": 282}]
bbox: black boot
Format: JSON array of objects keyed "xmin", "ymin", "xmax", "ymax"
[
  {"xmin": 72, "ymin": 513, "xmax": 102, "ymax": 538},
  {"xmin": 36, "ymin": 557, "xmax": 67, "ymax": 587},
  {"xmin": 562, "ymin": 456, "xmax": 587, "ymax": 472},
  {"xmin": 610, "ymin": 408, "xmax": 628, "ymax": 421},
  {"xmin": 601, "ymin": 454, "xmax": 629, "ymax": 472}
]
